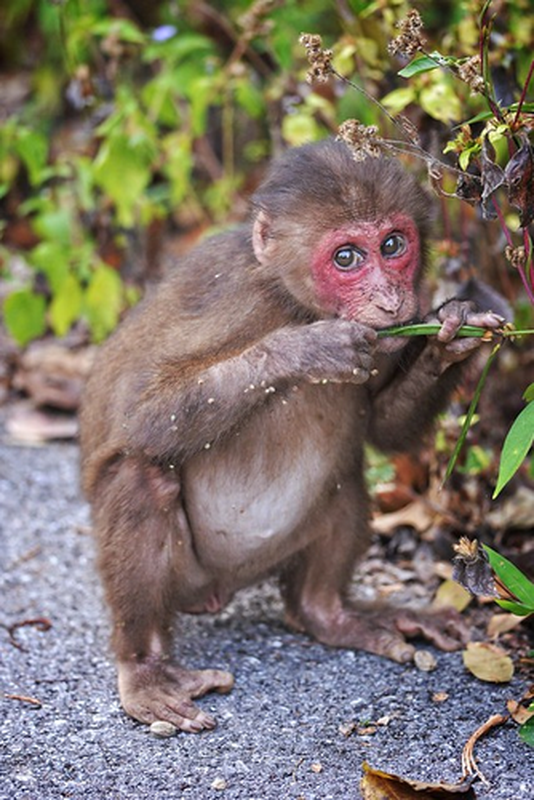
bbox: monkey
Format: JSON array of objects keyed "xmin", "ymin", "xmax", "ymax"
[{"xmin": 79, "ymin": 139, "xmax": 506, "ymax": 733}]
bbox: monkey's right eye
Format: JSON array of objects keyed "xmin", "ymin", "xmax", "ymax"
[{"xmin": 333, "ymin": 246, "xmax": 365, "ymax": 271}]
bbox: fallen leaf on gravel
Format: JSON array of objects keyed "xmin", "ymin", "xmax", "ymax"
[
  {"xmin": 462, "ymin": 642, "xmax": 514, "ymax": 683},
  {"xmin": 487, "ymin": 613, "xmax": 524, "ymax": 638},
  {"xmin": 432, "ymin": 579, "xmax": 472, "ymax": 612},
  {"xmin": 507, "ymin": 699, "xmax": 534, "ymax": 725},
  {"xmin": 360, "ymin": 762, "xmax": 476, "ymax": 798}
]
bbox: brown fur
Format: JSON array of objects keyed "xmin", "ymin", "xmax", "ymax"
[{"xmin": 79, "ymin": 139, "xmax": 502, "ymax": 731}]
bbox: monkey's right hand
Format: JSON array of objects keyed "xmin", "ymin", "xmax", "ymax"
[
  {"xmin": 267, "ymin": 319, "xmax": 377, "ymax": 385},
  {"xmin": 117, "ymin": 659, "xmax": 234, "ymax": 733}
]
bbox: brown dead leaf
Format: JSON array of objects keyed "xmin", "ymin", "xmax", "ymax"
[
  {"xmin": 372, "ymin": 498, "xmax": 437, "ymax": 536},
  {"xmin": 432, "ymin": 579, "xmax": 472, "ymax": 612},
  {"xmin": 462, "ymin": 642, "xmax": 514, "ymax": 683},
  {"xmin": 507, "ymin": 699, "xmax": 534, "ymax": 725},
  {"xmin": 5, "ymin": 402, "xmax": 79, "ymax": 443},
  {"xmin": 360, "ymin": 762, "xmax": 476, "ymax": 798},
  {"xmin": 487, "ymin": 613, "xmax": 524, "ymax": 638}
]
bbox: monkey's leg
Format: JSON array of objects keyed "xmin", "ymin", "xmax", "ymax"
[
  {"xmin": 93, "ymin": 457, "xmax": 234, "ymax": 731},
  {"xmin": 281, "ymin": 485, "xmax": 467, "ymax": 663}
]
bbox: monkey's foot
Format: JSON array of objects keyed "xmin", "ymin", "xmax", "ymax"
[
  {"xmin": 289, "ymin": 604, "xmax": 468, "ymax": 663},
  {"xmin": 117, "ymin": 659, "xmax": 234, "ymax": 732}
]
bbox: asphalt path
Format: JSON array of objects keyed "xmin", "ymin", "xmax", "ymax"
[{"xmin": 0, "ymin": 428, "xmax": 531, "ymax": 799}]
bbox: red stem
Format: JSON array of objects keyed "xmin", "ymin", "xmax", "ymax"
[{"xmin": 513, "ymin": 57, "xmax": 534, "ymax": 128}]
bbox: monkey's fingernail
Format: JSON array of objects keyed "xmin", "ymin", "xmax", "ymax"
[
  {"xmin": 352, "ymin": 368, "xmax": 360, "ymax": 376},
  {"xmin": 370, "ymin": 369, "xmax": 379, "ymax": 376}
]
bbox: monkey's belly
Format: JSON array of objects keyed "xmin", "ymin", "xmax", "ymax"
[{"xmin": 182, "ymin": 389, "xmax": 359, "ymax": 582}]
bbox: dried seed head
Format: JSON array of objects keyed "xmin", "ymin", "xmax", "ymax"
[
  {"xmin": 299, "ymin": 32, "xmax": 333, "ymax": 84},
  {"xmin": 337, "ymin": 119, "xmax": 384, "ymax": 161},
  {"xmin": 238, "ymin": 0, "xmax": 278, "ymax": 38},
  {"xmin": 457, "ymin": 55, "xmax": 485, "ymax": 95},
  {"xmin": 388, "ymin": 9, "xmax": 427, "ymax": 58},
  {"xmin": 505, "ymin": 245, "xmax": 527, "ymax": 270}
]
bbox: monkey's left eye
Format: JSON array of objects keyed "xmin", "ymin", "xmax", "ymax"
[
  {"xmin": 381, "ymin": 233, "xmax": 406, "ymax": 258},
  {"xmin": 333, "ymin": 246, "xmax": 365, "ymax": 270}
]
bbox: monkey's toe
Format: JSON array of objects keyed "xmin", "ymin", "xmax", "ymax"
[{"xmin": 117, "ymin": 660, "xmax": 234, "ymax": 732}]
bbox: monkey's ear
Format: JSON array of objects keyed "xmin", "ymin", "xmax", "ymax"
[{"xmin": 252, "ymin": 210, "xmax": 274, "ymax": 265}]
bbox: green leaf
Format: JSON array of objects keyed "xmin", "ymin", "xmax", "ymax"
[
  {"xmin": 420, "ymin": 81, "xmax": 462, "ymax": 122},
  {"xmin": 380, "ymin": 87, "xmax": 416, "ymax": 114},
  {"xmin": 3, "ymin": 289, "xmax": 47, "ymax": 345},
  {"xmin": 31, "ymin": 206, "xmax": 73, "ymax": 246},
  {"xmin": 29, "ymin": 241, "xmax": 69, "ymax": 293},
  {"xmin": 520, "ymin": 717, "xmax": 534, "ymax": 747},
  {"xmin": 398, "ymin": 53, "xmax": 441, "ymax": 78},
  {"xmin": 234, "ymin": 79, "xmax": 265, "ymax": 120},
  {"xmin": 493, "ymin": 401, "xmax": 534, "ymax": 497},
  {"xmin": 84, "ymin": 264, "xmax": 124, "ymax": 342},
  {"xmin": 15, "ymin": 128, "xmax": 49, "ymax": 186},
  {"xmin": 49, "ymin": 274, "xmax": 83, "ymax": 337},
  {"xmin": 282, "ymin": 113, "xmax": 322, "ymax": 146},
  {"xmin": 524, "ymin": 383, "xmax": 534, "ymax": 402},
  {"xmin": 444, "ymin": 343, "xmax": 501, "ymax": 483},
  {"xmin": 93, "ymin": 134, "xmax": 154, "ymax": 228},
  {"xmin": 483, "ymin": 545, "xmax": 534, "ymax": 610},
  {"xmin": 494, "ymin": 599, "xmax": 533, "ymax": 616}
]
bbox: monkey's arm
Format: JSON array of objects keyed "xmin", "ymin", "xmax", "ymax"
[
  {"xmin": 121, "ymin": 319, "xmax": 375, "ymax": 463},
  {"xmin": 367, "ymin": 301, "xmax": 504, "ymax": 452}
]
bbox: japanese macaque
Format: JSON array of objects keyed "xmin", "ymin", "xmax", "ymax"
[{"xmin": 80, "ymin": 139, "xmax": 505, "ymax": 733}]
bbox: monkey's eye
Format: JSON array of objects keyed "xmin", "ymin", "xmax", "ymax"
[
  {"xmin": 333, "ymin": 245, "xmax": 365, "ymax": 270},
  {"xmin": 381, "ymin": 233, "xmax": 406, "ymax": 258}
]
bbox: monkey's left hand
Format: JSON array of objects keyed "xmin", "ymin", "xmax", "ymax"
[{"xmin": 425, "ymin": 299, "xmax": 505, "ymax": 365}]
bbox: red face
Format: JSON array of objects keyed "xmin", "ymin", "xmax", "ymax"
[{"xmin": 311, "ymin": 213, "xmax": 421, "ymax": 341}]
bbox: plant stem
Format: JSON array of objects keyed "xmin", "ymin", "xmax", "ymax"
[
  {"xmin": 513, "ymin": 57, "xmax": 534, "ymax": 128},
  {"xmin": 376, "ymin": 323, "xmax": 534, "ymax": 339}
]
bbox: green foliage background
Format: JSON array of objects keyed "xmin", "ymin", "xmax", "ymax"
[{"xmin": 0, "ymin": 0, "xmax": 533, "ymax": 344}]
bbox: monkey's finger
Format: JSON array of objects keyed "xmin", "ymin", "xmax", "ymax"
[
  {"xmin": 186, "ymin": 668, "xmax": 235, "ymax": 697},
  {"xmin": 464, "ymin": 310, "xmax": 506, "ymax": 329}
]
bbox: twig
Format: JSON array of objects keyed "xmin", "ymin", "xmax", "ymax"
[{"xmin": 462, "ymin": 713, "xmax": 509, "ymax": 785}]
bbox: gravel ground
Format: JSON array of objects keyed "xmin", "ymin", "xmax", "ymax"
[{"xmin": 0, "ymin": 428, "xmax": 532, "ymax": 800}]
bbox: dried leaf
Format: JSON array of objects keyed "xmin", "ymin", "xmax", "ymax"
[
  {"xmin": 507, "ymin": 699, "xmax": 534, "ymax": 725},
  {"xmin": 455, "ymin": 172, "xmax": 482, "ymax": 205},
  {"xmin": 360, "ymin": 762, "xmax": 476, "ymax": 798},
  {"xmin": 452, "ymin": 539, "xmax": 497, "ymax": 598},
  {"xmin": 433, "ymin": 579, "xmax": 472, "ymax": 612},
  {"xmin": 462, "ymin": 642, "xmax": 514, "ymax": 683},
  {"xmin": 487, "ymin": 613, "xmax": 524, "ymax": 638},
  {"xmin": 505, "ymin": 141, "xmax": 534, "ymax": 227},
  {"xmin": 480, "ymin": 137, "xmax": 505, "ymax": 217},
  {"xmin": 372, "ymin": 498, "xmax": 436, "ymax": 535}
]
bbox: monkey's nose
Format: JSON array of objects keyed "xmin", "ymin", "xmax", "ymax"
[{"xmin": 377, "ymin": 292, "xmax": 403, "ymax": 314}]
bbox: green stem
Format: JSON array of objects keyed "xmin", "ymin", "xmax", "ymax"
[
  {"xmin": 443, "ymin": 343, "xmax": 501, "ymax": 484},
  {"xmin": 376, "ymin": 323, "xmax": 534, "ymax": 339}
]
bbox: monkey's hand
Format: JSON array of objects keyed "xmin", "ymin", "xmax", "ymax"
[
  {"xmin": 276, "ymin": 319, "xmax": 376, "ymax": 385},
  {"xmin": 117, "ymin": 659, "xmax": 234, "ymax": 732},
  {"xmin": 425, "ymin": 299, "xmax": 505, "ymax": 367}
]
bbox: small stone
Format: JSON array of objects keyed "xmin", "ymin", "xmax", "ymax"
[
  {"xmin": 414, "ymin": 649, "xmax": 437, "ymax": 672},
  {"xmin": 150, "ymin": 720, "xmax": 177, "ymax": 738},
  {"xmin": 311, "ymin": 762, "xmax": 323, "ymax": 773},
  {"xmin": 211, "ymin": 777, "xmax": 227, "ymax": 790}
]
